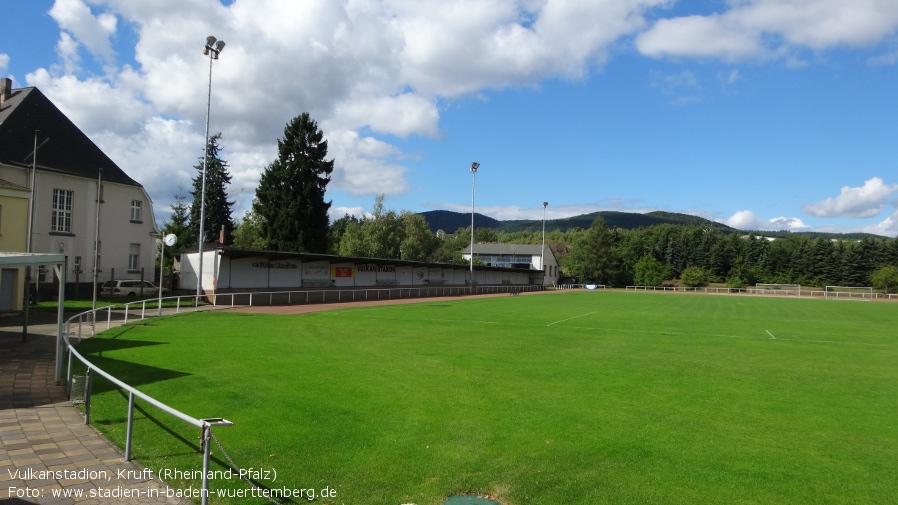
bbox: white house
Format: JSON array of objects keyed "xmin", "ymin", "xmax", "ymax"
[
  {"xmin": 461, "ymin": 243, "xmax": 559, "ymax": 286},
  {"xmin": 0, "ymin": 78, "xmax": 159, "ymax": 299}
]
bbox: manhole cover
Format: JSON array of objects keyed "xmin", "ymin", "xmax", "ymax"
[{"xmin": 444, "ymin": 494, "xmax": 500, "ymax": 505}]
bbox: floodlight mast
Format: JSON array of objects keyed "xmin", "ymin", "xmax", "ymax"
[
  {"xmin": 541, "ymin": 201, "xmax": 548, "ymax": 284},
  {"xmin": 469, "ymin": 162, "xmax": 479, "ymax": 293},
  {"xmin": 197, "ymin": 36, "xmax": 224, "ymax": 301}
]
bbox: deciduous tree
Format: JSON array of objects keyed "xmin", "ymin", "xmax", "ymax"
[
  {"xmin": 633, "ymin": 254, "xmax": 667, "ymax": 286},
  {"xmin": 870, "ymin": 265, "xmax": 898, "ymax": 293}
]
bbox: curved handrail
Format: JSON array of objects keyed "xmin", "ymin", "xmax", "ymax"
[{"xmin": 62, "ymin": 305, "xmax": 228, "ymax": 505}]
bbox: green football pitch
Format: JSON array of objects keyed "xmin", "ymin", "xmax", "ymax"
[{"xmin": 75, "ymin": 291, "xmax": 898, "ymax": 505}]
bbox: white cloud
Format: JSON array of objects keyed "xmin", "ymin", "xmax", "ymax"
[
  {"xmin": 0, "ymin": 53, "xmax": 9, "ymax": 72},
  {"xmin": 637, "ymin": 0, "xmax": 898, "ymax": 61},
  {"xmin": 726, "ymin": 210, "xmax": 765, "ymax": 230},
  {"xmin": 334, "ymin": 93, "xmax": 441, "ymax": 138},
  {"xmin": 868, "ymin": 50, "xmax": 898, "ymax": 66},
  {"xmin": 866, "ymin": 209, "xmax": 898, "ymax": 237},
  {"xmin": 767, "ymin": 216, "xmax": 808, "ymax": 231},
  {"xmin": 27, "ymin": 0, "xmax": 676, "ymax": 225},
  {"xmin": 638, "ymin": 14, "xmax": 761, "ymax": 61},
  {"xmin": 49, "ymin": 0, "xmax": 117, "ymax": 63},
  {"xmin": 724, "ymin": 210, "xmax": 808, "ymax": 231},
  {"xmin": 718, "ymin": 69, "xmax": 741, "ymax": 85},
  {"xmin": 22, "ymin": 0, "xmax": 898, "ymax": 235},
  {"xmin": 27, "ymin": 70, "xmax": 152, "ymax": 135},
  {"xmin": 329, "ymin": 206, "xmax": 369, "ymax": 221},
  {"xmin": 802, "ymin": 177, "xmax": 898, "ymax": 218}
]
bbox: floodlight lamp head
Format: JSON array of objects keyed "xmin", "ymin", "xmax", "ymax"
[
  {"xmin": 215, "ymin": 40, "xmax": 226, "ymax": 52},
  {"xmin": 470, "ymin": 162, "xmax": 480, "ymax": 173},
  {"xmin": 206, "ymin": 36, "xmax": 217, "ymax": 46},
  {"xmin": 543, "ymin": 201, "xmax": 548, "ymax": 208}
]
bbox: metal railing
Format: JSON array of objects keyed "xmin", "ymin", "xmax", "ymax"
[
  {"xmin": 622, "ymin": 285, "xmax": 898, "ymax": 300},
  {"xmin": 63, "ymin": 306, "xmax": 229, "ymax": 505}
]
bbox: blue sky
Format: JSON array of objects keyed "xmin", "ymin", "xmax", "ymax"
[{"xmin": 3, "ymin": 0, "xmax": 898, "ymax": 236}]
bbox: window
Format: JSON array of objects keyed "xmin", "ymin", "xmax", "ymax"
[
  {"xmin": 130, "ymin": 200, "xmax": 142, "ymax": 222},
  {"xmin": 51, "ymin": 189, "xmax": 73, "ymax": 233},
  {"xmin": 129, "ymin": 243, "xmax": 140, "ymax": 271}
]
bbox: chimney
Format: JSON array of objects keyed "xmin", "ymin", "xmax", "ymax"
[{"xmin": 0, "ymin": 78, "xmax": 11, "ymax": 106}]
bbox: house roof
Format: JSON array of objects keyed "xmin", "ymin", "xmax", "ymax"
[{"xmin": 0, "ymin": 85, "xmax": 141, "ymax": 187}]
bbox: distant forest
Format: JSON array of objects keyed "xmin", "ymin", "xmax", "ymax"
[{"xmin": 419, "ymin": 210, "xmax": 898, "ymax": 288}]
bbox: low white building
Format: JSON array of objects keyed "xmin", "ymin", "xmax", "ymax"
[
  {"xmin": 180, "ymin": 247, "xmax": 537, "ymax": 293},
  {"xmin": 461, "ymin": 243, "xmax": 559, "ymax": 286}
]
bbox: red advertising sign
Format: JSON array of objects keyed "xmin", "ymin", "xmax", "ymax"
[{"xmin": 332, "ymin": 266, "xmax": 354, "ymax": 278}]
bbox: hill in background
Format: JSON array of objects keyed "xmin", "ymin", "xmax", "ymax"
[
  {"xmin": 419, "ymin": 209, "xmax": 883, "ymax": 240},
  {"xmin": 421, "ymin": 210, "xmax": 737, "ymax": 234}
]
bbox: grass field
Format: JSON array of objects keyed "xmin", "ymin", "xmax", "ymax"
[{"xmin": 73, "ymin": 291, "xmax": 898, "ymax": 505}]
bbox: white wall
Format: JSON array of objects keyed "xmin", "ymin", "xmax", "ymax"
[
  {"xmin": 180, "ymin": 249, "xmax": 536, "ymax": 292},
  {"xmin": 375, "ymin": 265, "xmax": 397, "ymax": 283},
  {"xmin": 396, "ymin": 266, "xmax": 413, "ymax": 284},
  {"xmin": 412, "ymin": 267, "xmax": 428, "ymax": 285},
  {"xmin": 302, "ymin": 261, "xmax": 330, "ymax": 282},
  {"xmin": 2, "ymin": 167, "xmax": 158, "ymax": 287},
  {"xmin": 180, "ymin": 249, "xmax": 218, "ymax": 293},
  {"xmin": 355, "ymin": 264, "xmax": 377, "ymax": 286}
]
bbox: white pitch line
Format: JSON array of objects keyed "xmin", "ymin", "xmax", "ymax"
[
  {"xmin": 547, "ymin": 311, "xmax": 597, "ymax": 327},
  {"xmin": 766, "ymin": 330, "xmax": 776, "ymax": 339}
]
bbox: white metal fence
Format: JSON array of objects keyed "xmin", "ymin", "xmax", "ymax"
[{"xmin": 624, "ymin": 285, "xmax": 898, "ymax": 300}]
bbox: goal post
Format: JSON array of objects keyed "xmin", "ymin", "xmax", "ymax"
[
  {"xmin": 824, "ymin": 286, "xmax": 874, "ymax": 301},
  {"xmin": 753, "ymin": 283, "xmax": 802, "ymax": 296}
]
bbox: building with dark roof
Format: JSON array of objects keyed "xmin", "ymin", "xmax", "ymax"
[
  {"xmin": 461, "ymin": 243, "xmax": 559, "ymax": 286},
  {"xmin": 0, "ymin": 77, "xmax": 159, "ymax": 299}
]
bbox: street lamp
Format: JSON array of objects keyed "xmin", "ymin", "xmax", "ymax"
[
  {"xmin": 197, "ymin": 35, "xmax": 225, "ymax": 300},
  {"xmin": 469, "ymin": 162, "xmax": 480, "ymax": 292},
  {"xmin": 541, "ymin": 201, "xmax": 548, "ymax": 285}
]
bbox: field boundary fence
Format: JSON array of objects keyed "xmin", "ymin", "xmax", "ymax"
[{"xmin": 623, "ymin": 285, "xmax": 898, "ymax": 300}]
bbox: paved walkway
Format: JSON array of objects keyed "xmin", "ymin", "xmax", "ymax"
[{"xmin": 0, "ymin": 311, "xmax": 191, "ymax": 505}]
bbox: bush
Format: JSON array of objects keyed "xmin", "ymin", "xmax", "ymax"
[{"xmin": 680, "ymin": 266, "xmax": 709, "ymax": 287}]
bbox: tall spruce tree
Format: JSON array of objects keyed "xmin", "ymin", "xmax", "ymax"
[
  {"xmin": 254, "ymin": 113, "xmax": 333, "ymax": 252},
  {"xmin": 189, "ymin": 133, "xmax": 236, "ymax": 245}
]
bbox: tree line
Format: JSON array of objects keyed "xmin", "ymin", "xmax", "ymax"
[
  {"xmin": 159, "ymin": 112, "xmax": 898, "ymax": 292},
  {"xmin": 488, "ymin": 217, "xmax": 898, "ymax": 290}
]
